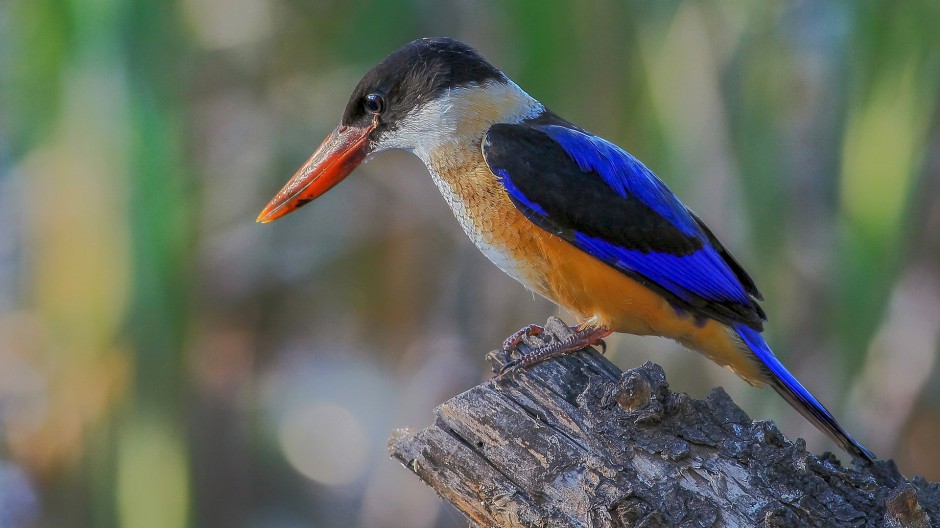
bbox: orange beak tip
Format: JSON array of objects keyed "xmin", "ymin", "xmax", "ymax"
[
  {"xmin": 256, "ymin": 123, "xmax": 373, "ymax": 225},
  {"xmin": 255, "ymin": 207, "xmax": 275, "ymax": 224}
]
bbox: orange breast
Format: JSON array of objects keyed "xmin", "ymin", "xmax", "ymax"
[{"xmin": 429, "ymin": 147, "xmax": 765, "ymax": 384}]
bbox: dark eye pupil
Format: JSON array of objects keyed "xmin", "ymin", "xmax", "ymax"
[{"xmin": 364, "ymin": 94, "xmax": 385, "ymax": 114}]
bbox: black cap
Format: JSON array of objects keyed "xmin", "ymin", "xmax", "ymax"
[{"xmin": 341, "ymin": 38, "xmax": 506, "ymax": 131}]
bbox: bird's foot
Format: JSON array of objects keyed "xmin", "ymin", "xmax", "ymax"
[
  {"xmin": 498, "ymin": 324, "xmax": 611, "ymax": 378},
  {"xmin": 501, "ymin": 324, "xmax": 544, "ymax": 355}
]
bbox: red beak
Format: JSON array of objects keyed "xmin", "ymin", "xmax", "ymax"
[{"xmin": 257, "ymin": 122, "xmax": 375, "ymax": 223}]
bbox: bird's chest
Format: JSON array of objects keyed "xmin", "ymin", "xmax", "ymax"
[
  {"xmin": 426, "ymin": 147, "xmax": 549, "ymax": 291},
  {"xmin": 422, "ymin": 145, "xmax": 691, "ymax": 336}
]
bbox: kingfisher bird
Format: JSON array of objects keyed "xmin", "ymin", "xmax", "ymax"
[{"xmin": 257, "ymin": 37, "xmax": 874, "ymax": 461}]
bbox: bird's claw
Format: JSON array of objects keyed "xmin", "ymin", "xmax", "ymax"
[
  {"xmin": 496, "ymin": 323, "xmax": 612, "ymax": 379},
  {"xmin": 499, "ymin": 324, "xmax": 546, "ymax": 379},
  {"xmin": 497, "ymin": 358, "xmax": 521, "ymax": 379},
  {"xmin": 501, "ymin": 324, "xmax": 544, "ymax": 355}
]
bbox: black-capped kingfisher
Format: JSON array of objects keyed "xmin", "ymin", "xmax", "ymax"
[{"xmin": 257, "ymin": 38, "xmax": 874, "ymax": 461}]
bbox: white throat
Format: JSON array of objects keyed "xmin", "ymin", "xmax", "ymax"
[{"xmin": 376, "ymin": 80, "xmax": 544, "ymax": 164}]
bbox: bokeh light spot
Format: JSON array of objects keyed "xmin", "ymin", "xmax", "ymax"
[{"xmin": 278, "ymin": 402, "xmax": 370, "ymax": 486}]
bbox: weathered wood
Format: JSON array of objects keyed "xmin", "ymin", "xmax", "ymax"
[{"xmin": 388, "ymin": 317, "xmax": 940, "ymax": 527}]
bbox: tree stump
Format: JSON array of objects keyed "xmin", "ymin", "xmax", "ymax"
[{"xmin": 388, "ymin": 317, "xmax": 939, "ymax": 527}]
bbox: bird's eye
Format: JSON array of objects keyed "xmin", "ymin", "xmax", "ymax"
[{"xmin": 364, "ymin": 93, "xmax": 386, "ymax": 114}]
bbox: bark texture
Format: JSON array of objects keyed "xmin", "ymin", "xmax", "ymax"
[{"xmin": 388, "ymin": 317, "xmax": 939, "ymax": 527}]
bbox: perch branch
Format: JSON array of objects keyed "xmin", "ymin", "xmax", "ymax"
[{"xmin": 388, "ymin": 317, "xmax": 939, "ymax": 527}]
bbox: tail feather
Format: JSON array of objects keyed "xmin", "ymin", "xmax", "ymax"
[{"xmin": 734, "ymin": 324, "xmax": 875, "ymax": 462}]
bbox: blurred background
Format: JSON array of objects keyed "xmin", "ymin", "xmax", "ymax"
[{"xmin": 1, "ymin": 1, "xmax": 940, "ymax": 526}]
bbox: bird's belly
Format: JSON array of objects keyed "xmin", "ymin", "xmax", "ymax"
[{"xmin": 428, "ymin": 167, "xmax": 541, "ymax": 289}]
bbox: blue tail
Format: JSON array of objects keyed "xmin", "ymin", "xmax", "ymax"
[{"xmin": 734, "ymin": 323, "xmax": 875, "ymax": 461}]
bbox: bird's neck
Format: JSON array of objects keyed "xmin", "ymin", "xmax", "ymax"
[{"xmin": 383, "ymin": 80, "xmax": 544, "ymax": 167}]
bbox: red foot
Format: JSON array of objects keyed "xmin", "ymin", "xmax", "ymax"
[
  {"xmin": 498, "ymin": 324, "xmax": 612, "ymax": 378},
  {"xmin": 501, "ymin": 324, "xmax": 544, "ymax": 354}
]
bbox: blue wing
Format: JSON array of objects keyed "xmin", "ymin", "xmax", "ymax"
[{"xmin": 482, "ymin": 115, "xmax": 765, "ymax": 329}]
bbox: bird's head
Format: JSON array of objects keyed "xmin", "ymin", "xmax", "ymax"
[{"xmin": 257, "ymin": 37, "xmax": 541, "ymax": 223}]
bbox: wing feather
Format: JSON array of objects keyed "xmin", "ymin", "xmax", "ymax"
[{"xmin": 482, "ymin": 115, "xmax": 764, "ymax": 329}]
